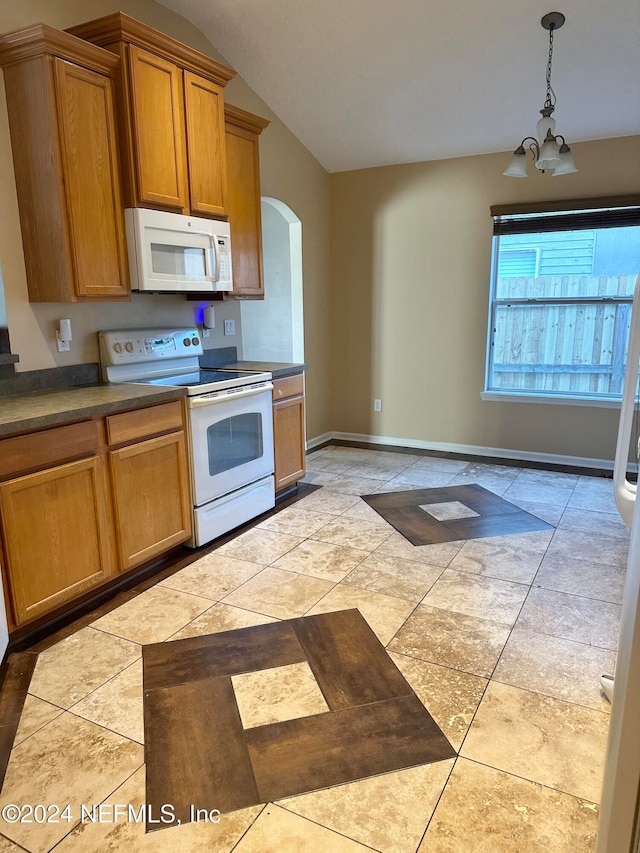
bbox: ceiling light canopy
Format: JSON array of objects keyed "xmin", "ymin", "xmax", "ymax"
[{"xmin": 504, "ymin": 12, "xmax": 578, "ymax": 178}]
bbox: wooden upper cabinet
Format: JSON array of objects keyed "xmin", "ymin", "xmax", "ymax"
[
  {"xmin": 54, "ymin": 59, "xmax": 129, "ymax": 299},
  {"xmin": 67, "ymin": 13, "xmax": 235, "ymax": 218},
  {"xmin": 128, "ymin": 46, "xmax": 188, "ymax": 211},
  {"xmin": 224, "ymin": 104, "xmax": 270, "ymax": 298},
  {"xmin": 0, "ymin": 25, "xmax": 129, "ymax": 302},
  {"xmin": 184, "ymin": 71, "xmax": 227, "ymax": 217}
]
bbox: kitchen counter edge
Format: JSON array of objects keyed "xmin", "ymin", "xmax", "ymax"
[{"xmin": 0, "ymin": 384, "xmax": 186, "ymax": 439}]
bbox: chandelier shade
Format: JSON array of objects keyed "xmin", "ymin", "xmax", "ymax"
[
  {"xmin": 503, "ymin": 148, "xmax": 529, "ymax": 178},
  {"xmin": 536, "ymin": 132, "xmax": 562, "ymax": 171},
  {"xmin": 536, "ymin": 112, "xmax": 556, "ymax": 141},
  {"xmin": 553, "ymin": 145, "xmax": 579, "ymax": 175}
]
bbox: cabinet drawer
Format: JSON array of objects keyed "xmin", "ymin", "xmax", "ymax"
[
  {"xmin": 106, "ymin": 401, "xmax": 183, "ymax": 446},
  {"xmin": 0, "ymin": 421, "xmax": 98, "ymax": 480},
  {"xmin": 272, "ymin": 374, "xmax": 304, "ymax": 401}
]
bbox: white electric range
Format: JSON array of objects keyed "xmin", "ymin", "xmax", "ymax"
[{"xmin": 99, "ymin": 328, "xmax": 275, "ymax": 546}]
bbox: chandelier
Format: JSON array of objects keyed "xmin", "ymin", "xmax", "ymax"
[{"xmin": 503, "ymin": 12, "xmax": 577, "ymax": 177}]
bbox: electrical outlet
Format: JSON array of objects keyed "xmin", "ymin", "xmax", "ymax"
[
  {"xmin": 56, "ymin": 337, "xmax": 70, "ymax": 353},
  {"xmin": 224, "ymin": 319, "xmax": 236, "ymax": 336},
  {"xmin": 374, "ymin": 399, "xmax": 382, "ymax": 412}
]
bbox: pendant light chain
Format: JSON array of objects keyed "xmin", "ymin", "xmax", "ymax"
[{"xmin": 545, "ymin": 24, "xmax": 557, "ymax": 111}]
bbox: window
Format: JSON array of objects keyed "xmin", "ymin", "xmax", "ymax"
[
  {"xmin": 484, "ymin": 196, "xmax": 640, "ymax": 403},
  {"xmin": 497, "ymin": 248, "xmax": 539, "ymax": 278}
]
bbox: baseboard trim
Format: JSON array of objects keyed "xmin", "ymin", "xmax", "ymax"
[
  {"xmin": 308, "ymin": 430, "xmax": 621, "ymax": 472},
  {"xmin": 306, "ymin": 432, "xmax": 333, "ymax": 451}
]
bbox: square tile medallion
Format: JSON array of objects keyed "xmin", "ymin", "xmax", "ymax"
[
  {"xmin": 232, "ymin": 661, "xmax": 329, "ymax": 728},
  {"xmin": 419, "ymin": 501, "xmax": 480, "ymax": 522},
  {"xmin": 142, "ymin": 609, "xmax": 455, "ymax": 830},
  {"xmin": 363, "ymin": 484, "xmax": 553, "ymax": 545}
]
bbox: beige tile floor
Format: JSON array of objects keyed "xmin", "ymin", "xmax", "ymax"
[{"xmin": 0, "ymin": 445, "xmax": 627, "ymax": 852}]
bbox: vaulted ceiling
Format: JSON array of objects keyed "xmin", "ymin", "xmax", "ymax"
[{"xmin": 160, "ymin": 0, "xmax": 640, "ymax": 173}]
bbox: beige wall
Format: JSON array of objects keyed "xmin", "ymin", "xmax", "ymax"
[
  {"xmin": 330, "ymin": 136, "xmax": 640, "ymax": 462},
  {"xmin": 0, "ymin": 0, "xmax": 332, "ymax": 439}
]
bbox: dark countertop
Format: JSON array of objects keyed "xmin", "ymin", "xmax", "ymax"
[
  {"xmin": 0, "ymin": 358, "xmax": 306, "ymax": 437},
  {"xmin": 0, "ymin": 384, "xmax": 186, "ymax": 439},
  {"xmin": 223, "ymin": 361, "xmax": 308, "ymax": 379}
]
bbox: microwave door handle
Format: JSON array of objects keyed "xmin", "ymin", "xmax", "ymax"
[
  {"xmin": 202, "ymin": 231, "xmax": 220, "ymax": 281},
  {"xmin": 186, "ymin": 230, "xmax": 217, "ymax": 283},
  {"xmin": 209, "ymin": 234, "xmax": 220, "ymax": 283},
  {"xmin": 200, "ymin": 234, "xmax": 218, "ymax": 283}
]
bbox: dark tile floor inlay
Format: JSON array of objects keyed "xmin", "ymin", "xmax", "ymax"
[
  {"xmin": 362, "ymin": 483, "xmax": 553, "ymax": 545},
  {"xmin": 142, "ymin": 609, "xmax": 455, "ymax": 830}
]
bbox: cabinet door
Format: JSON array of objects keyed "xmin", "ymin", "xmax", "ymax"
[
  {"xmin": 54, "ymin": 59, "xmax": 130, "ymax": 299},
  {"xmin": 273, "ymin": 395, "xmax": 306, "ymax": 492},
  {"xmin": 225, "ymin": 122, "xmax": 264, "ymax": 297},
  {"xmin": 0, "ymin": 457, "xmax": 115, "ymax": 625},
  {"xmin": 128, "ymin": 45, "xmax": 188, "ymax": 211},
  {"xmin": 109, "ymin": 432, "xmax": 192, "ymax": 571},
  {"xmin": 184, "ymin": 71, "xmax": 227, "ymax": 217}
]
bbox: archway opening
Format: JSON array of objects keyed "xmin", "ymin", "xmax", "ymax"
[{"xmin": 240, "ymin": 197, "xmax": 304, "ymax": 362}]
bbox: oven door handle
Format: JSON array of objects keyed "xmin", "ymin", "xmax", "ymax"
[{"xmin": 187, "ymin": 383, "xmax": 274, "ymax": 407}]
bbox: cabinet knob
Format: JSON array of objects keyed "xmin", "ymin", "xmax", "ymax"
[{"xmin": 277, "ymin": 388, "xmax": 283, "ymax": 396}]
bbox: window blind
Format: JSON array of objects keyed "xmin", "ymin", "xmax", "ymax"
[{"xmin": 491, "ymin": 195, "xmax": 640, "ymax": 235}]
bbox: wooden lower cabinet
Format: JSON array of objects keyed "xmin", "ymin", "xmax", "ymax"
[
  {"xmin": 0, "ymin": 456, "xmax": 115, "ymax": 625},
  {"xmin": 272, "ymin": 374, "xmax": 306, "ymax": 492},
  {"xmin": 0, "ymin": 401, "xmax": 193, "ymax": 629},
  {"xmin": 109, "ymin": 431, "xmax": 192, "ymax": 571}
]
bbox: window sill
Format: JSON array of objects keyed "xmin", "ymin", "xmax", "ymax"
[{"xmin": 481, "ymin": 390, "xmax": 623, "ymax": 409}]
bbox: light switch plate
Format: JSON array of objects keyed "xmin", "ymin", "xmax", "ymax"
[{"xmin": 224, "ymin": 319, "xmax": 236, "ymax": 336}]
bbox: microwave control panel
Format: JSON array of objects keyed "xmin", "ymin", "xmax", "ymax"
[
  {"xmin": 99, "ymin": 328, "xmax": 204, "ymax": 366},
  {"xmin": 217, "ymin": 236, "xmax": 232, "ymax": 284}
]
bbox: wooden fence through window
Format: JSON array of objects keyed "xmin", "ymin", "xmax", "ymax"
[{"xmin": 490, "ymin": 275, "xmax": 635, "ymax": 396}]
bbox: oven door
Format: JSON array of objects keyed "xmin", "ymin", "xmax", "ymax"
[{"xmin": 187, "ymin": 384, "xmax": 274, "ymax": 507}]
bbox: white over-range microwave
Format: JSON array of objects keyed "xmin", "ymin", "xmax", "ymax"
[{"xmin": 124, "ymin": 208, "xmax": 233, "ymax": 293}]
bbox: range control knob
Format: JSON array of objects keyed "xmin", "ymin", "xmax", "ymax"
[
  {"xmin": 113, "ymin": 342, "xmax": 123, "ymax": 354},
  {"xmin": 183, "ymin": 337, "xmax": 191, "ymax": 347},
  {"xmin": 192, "ymin": 336, "xmax": 200, "ymax": 346},
  {"xmin": 125, "ymin": 341, "xmax": 134, "ymax": 353}
]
